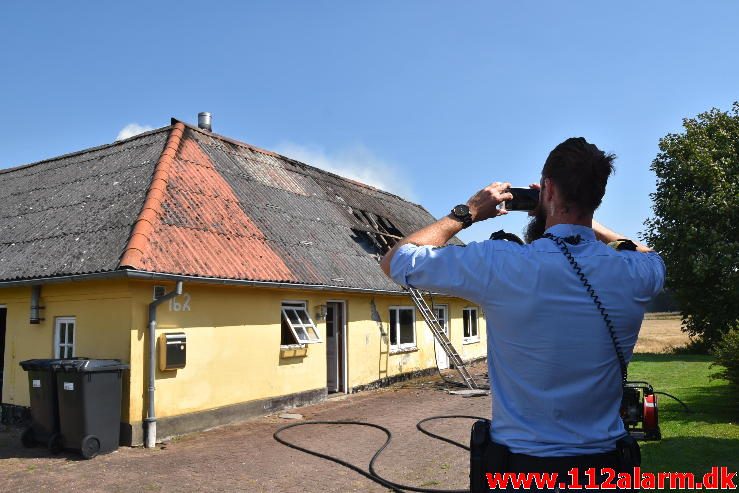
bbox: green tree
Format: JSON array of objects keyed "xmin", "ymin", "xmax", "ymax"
[{"xmin": 643, "ymin": 103, "xmax": 739, "ymax": 347}]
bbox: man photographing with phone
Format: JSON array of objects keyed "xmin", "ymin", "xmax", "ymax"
[{"xmin": 380, "ymin": 137, "xmax": 665, "ymax": 490}]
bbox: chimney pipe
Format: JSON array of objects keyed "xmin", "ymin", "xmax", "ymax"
[
  {"xmin": 197, "ymin": 112, "xmax": 212, "ymax": 132},
  {"xmin": 30, "ymin": 285, "xmax": 45, "ymax": 324}
]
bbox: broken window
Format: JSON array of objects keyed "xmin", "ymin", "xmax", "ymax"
[
  {"xmin": 463, "ymin": 308, "xmax": 479, "ymax": 342},
  {"xmin": 349, "ymin": 208, "xmax": 404, "ymax": 256},
  {"xmin": 281, "ymin": 302, "xmax": 321, "ymax": 346},
  {"xmin": 389, "ymin": 307, "xmax": 416, "ymax": 350}
]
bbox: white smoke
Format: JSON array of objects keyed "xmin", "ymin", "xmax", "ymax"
[
  {"xmin": 275, "ymin": 142, "xmax": 416, "ymax": 201},
  {"xmin": 116, "ymin": 123, "xmax": 155, "ymax": 141}
]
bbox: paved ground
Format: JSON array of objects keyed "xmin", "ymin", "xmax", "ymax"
[{"xmin": 0, "ymin": 363, "xmax": 490, "ymax": 492}]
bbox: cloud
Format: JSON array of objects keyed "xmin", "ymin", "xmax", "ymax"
[
  {"xmin": 116, "ymin": 123, "xmax": 154, "ymax": 141},
  {"xmin": 274, "ymin": 142, "xmax": 416, "ymax": 201}
]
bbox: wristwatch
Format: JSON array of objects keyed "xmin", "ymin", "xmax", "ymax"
[{"xmin": 450, "ymin": 204, "xmax": 473, "ymax": 229}]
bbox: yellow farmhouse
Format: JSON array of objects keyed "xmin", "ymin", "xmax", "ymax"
[{"xmin": 0, "ymin": 117, "xmax": 487, "ymax": 446}]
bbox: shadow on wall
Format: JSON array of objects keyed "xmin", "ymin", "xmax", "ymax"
[{"xmin": 370, "ymin": 299, "xmax": 389, "ymax": 381}]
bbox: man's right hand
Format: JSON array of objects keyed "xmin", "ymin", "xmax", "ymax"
[
  {"xmin": 528, "ymin": 182, "xmax": 542, "ymax": 216},
  {"xmin": 591, "ymin": 219, "xmax": 653, "ymax": 253},
  {"xmin": 466, "ymin": 182, "xmax": 513, "ymax": 223}
]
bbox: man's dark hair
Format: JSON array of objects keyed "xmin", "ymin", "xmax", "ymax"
[{"xmin": 542, "ymin": 137, "xmax": 616, "ymax": 214}]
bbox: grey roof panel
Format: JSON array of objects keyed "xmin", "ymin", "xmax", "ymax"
[{"xmin": 0, "ymin": 130, "xmax": 169, "ymax": 281}]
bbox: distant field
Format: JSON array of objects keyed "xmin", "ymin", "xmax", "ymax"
[{"xmin": 635, "ymin": 312, "xmax": 690, "ymax": 353}]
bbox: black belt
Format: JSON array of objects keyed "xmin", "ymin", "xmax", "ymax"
[
  {"xmin": 483, "ymin": 440, "xmax": 624, "ymax": 474},
  {"xmin": 507, "ymin": 448, "xmax": 621, "ymax": 473},
  {"xmin": 487, "ymin": 447, "xmax": 626, "ymax": 491}
]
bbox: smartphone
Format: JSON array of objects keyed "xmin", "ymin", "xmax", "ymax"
[{"xmin": 503, "ymin": 187, "xmax": 539, "ymax": 211}]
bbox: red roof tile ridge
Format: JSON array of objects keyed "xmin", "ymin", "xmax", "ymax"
[
  {"xmin": 0, "ymin": 125, "xmax": 172, "ymax": 176},
  {"xmin": 174, "ymin": 119, "xmax": 426, "ymax": 209},
  {"xmin": 118, "ymin": 122, "xmax": 186, "ymax": 269}
]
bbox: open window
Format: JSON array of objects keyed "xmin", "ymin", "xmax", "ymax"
[{"xmin": 281, "ymin": 302, "xmax": 321, "ymax": 346}]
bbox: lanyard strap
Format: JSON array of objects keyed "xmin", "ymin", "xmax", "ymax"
[{"xmin": 543, "ymin": 233, "xmax": 628, "ymax": 384}]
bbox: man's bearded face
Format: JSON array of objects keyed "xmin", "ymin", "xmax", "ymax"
[
  {"xmin": 524, "ymin": 204, "xmax": 546, "ymax": 243},
  {"xmin": 524, "ymin": 179, "xmax": 547, "ymax": 243}
]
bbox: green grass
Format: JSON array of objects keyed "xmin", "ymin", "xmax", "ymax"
[{"xmin": 630, "ymin": 354, "xmax": 739, "ymax": 486}]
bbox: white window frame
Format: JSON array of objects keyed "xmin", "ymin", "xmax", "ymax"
[
  {"xmin": 54, "ymin": 317, "xmax": 76, "ymax": 358},
  {"xmin": 389, "ymin": 306, "xmax": 416, "ymax": 350},
  {"xmin": 463, "ymin": 307, "xmax": 480, "ymax": 343},
  {"xmin": 281, "ymin": 301, "xmax": 322, "ymax": 346},
  {"xmin": 433, "ymin": 304, "xmax": 449, "ymax": 334}
]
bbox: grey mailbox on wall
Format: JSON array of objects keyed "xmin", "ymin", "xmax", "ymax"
[{"xmin": 159, "ymin": 332, "xmax": 186, "ymax": 371}]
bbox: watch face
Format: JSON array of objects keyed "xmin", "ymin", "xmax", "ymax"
[{"xmin": 452, "ymin": 204, "xmax": 470, "ymax": 217}]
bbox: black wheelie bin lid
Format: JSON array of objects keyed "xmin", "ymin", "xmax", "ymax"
[
  {"xmin": 52, "ymin": 359, "xmax": 130, "ymax": 372},
  {"xmin": 19, "ymin": 359, "xmax": 58, "ymax": 371},
  {"xmin": 20, "ymin": 357, "xmax": 89, "ymax": 371}
]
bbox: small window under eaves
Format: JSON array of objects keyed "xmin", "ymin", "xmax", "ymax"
[
  {"xmin": 281, "ymin": 302, "xmax": 321, "ymax": 345},
  {"xmin": 153, "ymin": 286, "xmax": 166, "ymax": 300}
]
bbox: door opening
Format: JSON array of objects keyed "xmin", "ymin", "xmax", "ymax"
[
  {"xmin": 0, "ymin": 306, "xmax": 7, "ymax": 398},
  {"xmin": 325, "ymin": 301, "xmax": 346, "ymax": 393}
]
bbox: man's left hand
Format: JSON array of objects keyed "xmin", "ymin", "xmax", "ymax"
[{"xmin": 467, "ymin": 182, "xmax": 513, "ymax": 223}]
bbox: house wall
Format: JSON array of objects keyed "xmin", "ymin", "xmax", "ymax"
[
  {"xmin": 342, "ymin": 293, "xmax": 487, "ymax": 390},
  {"xmin": 0, "ymin": 280, "xmax": 132, "ymax": 422},
  {"xmin": 126, "ymin": 282, "xmax": 487, "ymax": 423},
  {"xmin": 126, "ymin": 281, "xmax": 330, "ymax": 425},
  {"xmin": 2, "ymin": 278, "xmax": 487, "ymax": 444}
]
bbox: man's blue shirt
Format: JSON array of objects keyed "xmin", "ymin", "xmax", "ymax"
[{"xmin": 390, "ymin": 224, "xmax": 666, "ymax": 457}]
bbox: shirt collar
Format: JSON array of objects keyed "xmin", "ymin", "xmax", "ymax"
[{"xmin": 543, "ymin": 224, "xmax": 597, "ymax": 242}]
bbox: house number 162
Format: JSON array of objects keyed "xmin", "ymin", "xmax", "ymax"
[{"xmin": 169, "ymin": 293, "xmax": 191, "ymax": 312}]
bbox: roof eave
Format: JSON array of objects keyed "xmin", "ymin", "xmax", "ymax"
[{"xmin": 0, "ymin": 269, "xmax": 408, "ymax": 295}]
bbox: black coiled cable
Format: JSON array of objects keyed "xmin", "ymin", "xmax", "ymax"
[
  {"xmin": 273, "ymin": 415, "xmax": 487, "ymax": 493},
  {"xmin": 543, "ymin": 233, "xmax": 629, "ymax": 384}
]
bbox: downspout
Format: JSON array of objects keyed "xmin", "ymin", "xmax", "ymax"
[{"xmin": 145, "ymin": 281, "xmax": 183, "ymax": 448}]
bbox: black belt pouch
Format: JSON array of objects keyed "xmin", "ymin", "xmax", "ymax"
[{"xmin": 470, "ymin": 420, "xmax": 510, "ymax": 492}]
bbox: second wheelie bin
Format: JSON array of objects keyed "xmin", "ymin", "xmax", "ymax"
[
  {"xmin": 18, "ymin": 358, "xmax": 65, "ymax": 452},
  {"xmin": 53, "ymin": 359, "xmax": 130, "ymax": 459}
]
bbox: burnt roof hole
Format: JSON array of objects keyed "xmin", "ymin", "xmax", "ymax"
[
  {"xmin": 351, "ymin": 230, "xmax": 382, "ymax": 255},
  {"xmin": 376, "ymin": 216, "xmax": 403, "ymax": 237},
  {"xmin": 348, "ymin": 209, "xmax": 404, "ymax": 256}
]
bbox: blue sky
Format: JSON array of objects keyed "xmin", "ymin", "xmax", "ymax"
[{"xmin": 1, "ymin": 1, "xmax": 737, "ymax": 243}]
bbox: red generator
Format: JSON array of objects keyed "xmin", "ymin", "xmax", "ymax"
[{"xmin": 621, "ymin": 381, "xmax": 661, "ymax": 441}]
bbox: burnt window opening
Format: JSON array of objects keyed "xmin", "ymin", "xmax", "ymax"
[{"xmin": 349, "ymin": 208, "xmax": 404, "ymax": 255}]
